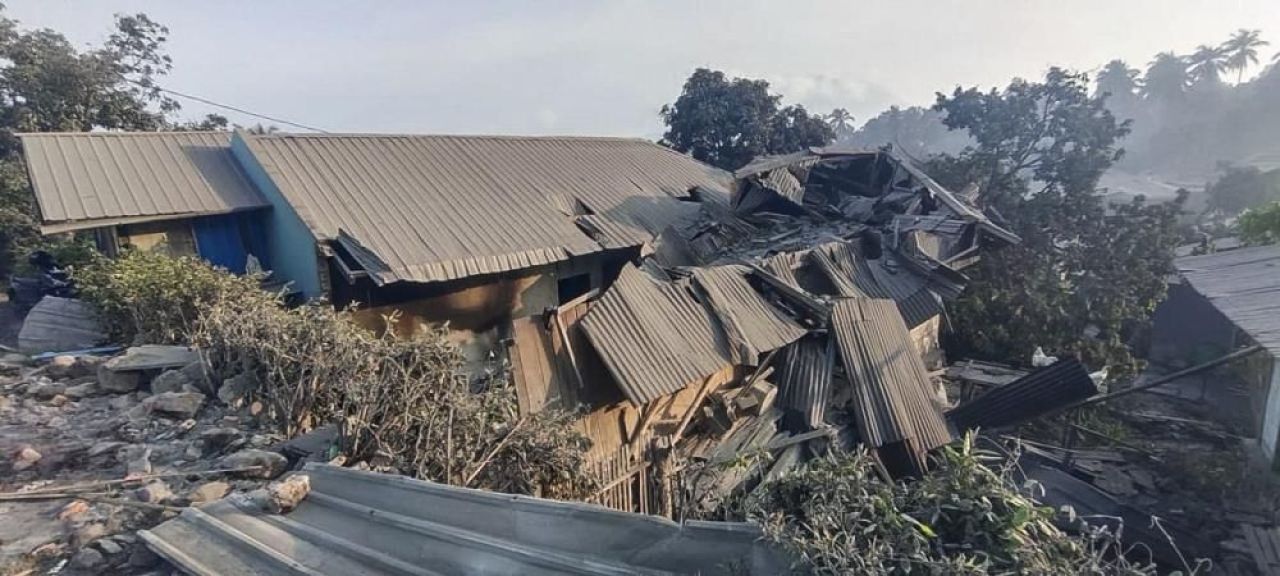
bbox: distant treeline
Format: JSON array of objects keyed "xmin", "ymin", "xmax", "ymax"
[{"xmin": 847, "ymin": 30, "xmax": 1280, "ymax": 187}]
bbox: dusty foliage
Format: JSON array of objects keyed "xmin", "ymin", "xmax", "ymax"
[
  {"xmin": 76, "ymin": 250, "xmax": 266, "ymax": 344},
  {"xmin": 746, "ymin": 436, "xmax": 1165, "ymax": 575},
  {"xmin": 78, "ymin": 253, "xmax": 596, "ymax": 499}
]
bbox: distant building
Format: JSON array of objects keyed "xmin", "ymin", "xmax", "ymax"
[{"xmin": 1151, "ymin": 244, "xmax": 1280, "ymax": 464}]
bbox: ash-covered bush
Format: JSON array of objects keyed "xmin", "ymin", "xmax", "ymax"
[
  {"xmin": 80, "ymin": 252, "xmax": 595, "ymax": 499},
  {"xmin": 746, "ymin": 436, "xmax": 1175, "ymax": 575},
  {"xmin": 75, "ymin": 249, "xmax": 266, "ymax": 344},
  {"xmin": 197, "ymin": 299, "xmax": 597, "ymax": 499}
]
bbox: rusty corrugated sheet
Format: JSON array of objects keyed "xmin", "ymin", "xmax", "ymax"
[
  {"xmin": 242, "ymin": 133, "xmax": 731, "ymax": 284},
  {"xmin": 579, "ymin": 266, "xmax": 731, "ymax": 405},
  {"xmin": 690, "ymin": 266, "xmax": 807, "ymax": 363},
  {"xmin": 776, "ymin": 334, "xmax": 834, "ymax": 431},
  {"xmin": 946, "ymin": 358, "xmax": 1098, "ymax": 431},
  {"xmin": 830, "ymin": 298, "xmax": 952, "ymax": 469},
  {"xmin": 20, "ymin": 132, "xmax": 267, "ymax": 233}
]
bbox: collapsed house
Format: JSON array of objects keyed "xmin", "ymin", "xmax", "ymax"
[{"xmin": 21, "ymin": 136, "xmax": 1051, "ymax": 513}]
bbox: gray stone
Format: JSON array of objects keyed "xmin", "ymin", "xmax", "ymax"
[
  {"xmin": 133, "ymin": 480, "xmax": 173, "ymax": 504},
  {"xmin": 64, "ymin": 380, "xmax": 100, "ymax": 399},
  {"xmin": 179, "ymin": 359, "xmax": 212, "ymax": 393},
  {"xmin": 13, "ymin": 446, "xmax": 42, "ymax": 471},
  {"xmin": 221, "ymin": 449, "xmax": 289, "ymax": 479},
  {"xmin": 145, "ymin": 391, "xmax": 206, "ymax": 418},
  {"xmin": 70, "ymin": 547, "xmax": 105, "ymax": 570},
  {"xmin": 217, "ymin": 373, "xmax": 256, "ymax": 406},
  {"xmin": 27, "ymin": 379, "xmax": 65, "ymax": 400},
  {"xmin": 123, "ymin": 445, "xmax": 152, "ymax": 477},
  {"xmin": 88, "ymin": 441, "xmax": 125, "ymax": 458},
  {"xmin": 98, "ymin": 363, "xmax": 141, "ymax": 393},
  {"xmin": 106, "ymin": 345, "xmax": 200, "ymax": 372},
  {"xmin": 149, "ymin": 369, "xmax": 191, "ymax": 394},
  {"xmin": 93, "ymin": 537, "xmax": 124, "ymax": 555},
  {"xmin": 188, "ymin": 481, "xmax": 231, "ymax": 504}
]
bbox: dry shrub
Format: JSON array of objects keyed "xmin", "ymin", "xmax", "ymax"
[
  {"xmin": 81, "ymin": 252, "xmax": 595, "ymax": 499},
  {"xmin": 76, "ymin": 249, "xmax": 265, "ymax": 344},
  {"xmin": 194, "ymin": 279, "xmax": 596, "ymax": 499},
  {"xmin": 746, "ymin": 435, "xmax": 1175, "ymax": 575}
]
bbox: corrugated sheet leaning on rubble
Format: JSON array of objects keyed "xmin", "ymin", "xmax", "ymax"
[
  {"xmin": 776, "ymin": 334, "xmax": 834, "ymax": 431},
  {"xmin": 140, "ymin": 463, "xmax": 788, "ymax": 576},
  {"xmin": 946, "ymin": 358, "xmax": 1098, "ymax": 431},
  {"xmin": 830, "ymin": 298, "xmax": 953, "ymax": 475}
]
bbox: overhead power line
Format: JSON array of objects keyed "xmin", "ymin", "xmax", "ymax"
[{"xmin": 126, "ymin": 78, "xmax": 330, "ymax": 133}]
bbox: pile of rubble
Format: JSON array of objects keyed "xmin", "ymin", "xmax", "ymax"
[{"xmin": 0, "ymin": 345, "xmax": 314, "ymax": 574}]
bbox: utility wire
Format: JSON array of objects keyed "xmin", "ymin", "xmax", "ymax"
[{"xmin": 125, "ymin": 77, "xmax": 330, "ymax": 133}]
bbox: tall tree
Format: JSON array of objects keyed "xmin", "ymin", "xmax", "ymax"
[
  {"xmin": 930, "ymin": 68, "xmax": 1184, "ymax": 374},
  {"xmin": 660, "ymin": 68, "xmax": 833, "ymax": 170},
  {"xmin": 0, "ymin": 6, "xmax": 186, "ymax": 278},
  {"xmin": 1095, "ymin": 59, "xmax": 1142, "ymax": 121},
  {"xmin": 1222, "ymin": 28, "xmax": 1269, "ymax": 84},
  {"xmin": 825, "ymin": 108, "xmax": 855, "ymax": 140},
  {"xmin": 1141, "ymin": 52, "xmax": 1189, "ymax": 102},
  {"xmin": 1187, "ymin": 44, "xmax": 1228, "ymax": 86}
]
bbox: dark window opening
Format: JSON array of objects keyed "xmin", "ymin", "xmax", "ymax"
[{"xmin": 558, "ymin": 273, "xmax": 592, "ymax": 304}]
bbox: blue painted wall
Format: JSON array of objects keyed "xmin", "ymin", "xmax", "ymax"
[{"xmin": 229, "ymin": 133, "xmax": 322, "ymax": 298}]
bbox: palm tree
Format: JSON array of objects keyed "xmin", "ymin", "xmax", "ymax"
[
  {"xmin": 1187, "ymin": 44, "xmax": 1228, "ymax": 85},
  {"xmin": 1222, "ymin": 29, "xmax": 1269, "ymax": 84},
  {"xmin": 825, "ymin": 108, "xmax": 855, "ymax": 140},
  {"xmin": 1143, "ymin": 52, "xmax": 1189, "ymax": 101}
]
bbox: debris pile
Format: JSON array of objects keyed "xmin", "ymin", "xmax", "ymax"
[{"xmin": 0, "ymin": 346, "xmax": 299, "ymax": 574}]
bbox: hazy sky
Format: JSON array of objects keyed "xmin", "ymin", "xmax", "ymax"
[{"xmin": 9, "ymin": 1, "xmax": 1280, "ymax": 138}]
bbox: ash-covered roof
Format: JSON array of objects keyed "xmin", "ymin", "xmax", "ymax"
[
  {"xmin": 1176, "ymin": 244, "xmax": 1280, "ymax": 355},
  {"xmin": 241, "ymin": 133, "xmax": 732, "ymax": 284},
  {"xmin": 20, "ymin": 132, "xmax": 268, "ymax": 233}
]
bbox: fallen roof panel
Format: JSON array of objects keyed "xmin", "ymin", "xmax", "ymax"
[
  {"xmin": 776, "ymin": 334, "xmax": 834, "ymax": 431},
  {"xmin": 946, "ymin": 358, "xmax": 1097, "ymax": 431},
  {"xmin": 830, "ymin": 298, "xmax": 952, "ymax": 452},
  {"xmin": 690, "ymin": 266, "xmax": 808, "ymax": 362},
  {"xmin": 20, "ymin": 132, "xmax": 268, "ymax": 232},
  {"xmin": 580, "ymin": 265, "xmax": 731, "ymax": 404},
  {"xmin": 141, "ymin": 463, "xmax": 787, "ymax": 576}
]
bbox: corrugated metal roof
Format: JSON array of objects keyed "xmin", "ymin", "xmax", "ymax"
[
  {"xmin": 20, "ymin": 132, "xmax": 268, "ymax": 233},
  {"xmin": 242, "ymin": 133, "xmax": 730, "ymax": 284},
  {"xmin": 690, "ymin": 266, "xmax": 807, "ymax": 362},
  {"xmin": 1176, "ymin": 244, "xmax": 1280, "ymax": 355},
  {"xmin": 830, "ymin": 298, "xmax": 952, "ymax": 455},
  {"xmin": 140, "ymin": 463, "xmax": 787, "ymax": 576},
  {"xmin": 776, "ymin": 334, "xmax": 834, "ymax": 431},
  {"xmin": 809, "ymin": 241, "xmax": 944, "ymax": 328},
  {"xmin": 947, "ymin": 358, "xmax": 1097, "ymax": 431},
  {"xmin": 579, "ymin": 265, "xmax": 731, "ymax": 404}
]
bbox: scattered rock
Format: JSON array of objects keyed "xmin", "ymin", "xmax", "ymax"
[
  {"xmin": 48, "ymin": 394, "xmax": 69, "ymax": 407},
  {"xmin": 57, "ymin": 499, "xmax": 90, "ymax": 522},
  {"xmin": 106, "ymin": 345, "xmax": 200, "ymax": 372},
  {"xmin": 199, "ymin": 427, "xmax": 242, "ymax": 449},
  {"xmin": 72, "ymin": 523, "xmax": 108, "ymax": 547},
  {"xmin": 46, "ymin": 355, "xmax": 78, "ymax": 378},
  {"xmin": 144, "ymin": 391, "xmax": 206, "ymax": 418},
  {"xmin": 217, "ymin": 373, "xmax": 255, "ymax": 406},
  {"xmin": 221, "ymin": 449, "xmax": 288, "ymax": 479},
  {"xmin": 123, "ymin": 445, "xmax": 153, "ymax": 477},
  {"xmin": 188, "ymin": 481, "xmax": 231, "ymax": 504},
  {"xmin": 98, "ymin": 363, "xmax": 141, "ymax": 393},
  {"xmin": 27, "ymin": 379, "xmax": 66, "ymax": 400},
  {"xmin": 149, "ymin": 368, "xmax": 191, "ymax": 394},
  {"xmin": 13, "ymin": 446, "xmax": 42, "ymax": 471},
  {"xmin": 180, "ymin": 358, "xmax": 212, "ymax": 393},
  {"xmin": 64, "ymin": 380, "xmax": 100, "ymax": 399},
  {"xmin": 262, "ymin": 474, "xmax": 311, "ymax": 514},
  {"xmin": 89, "ymin": 440, "xmax": 126, "ymax": 459},
  {"xmin": 70, "ymin": 547, "xmax": 105, "ymax": 570},
  {"xmin": 133, "ymin": 480, "xmax": 174, "ymax": 504},
  {"xmin": 93, "ymin": 537, "xmax": 124, "ymax": 556}
]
